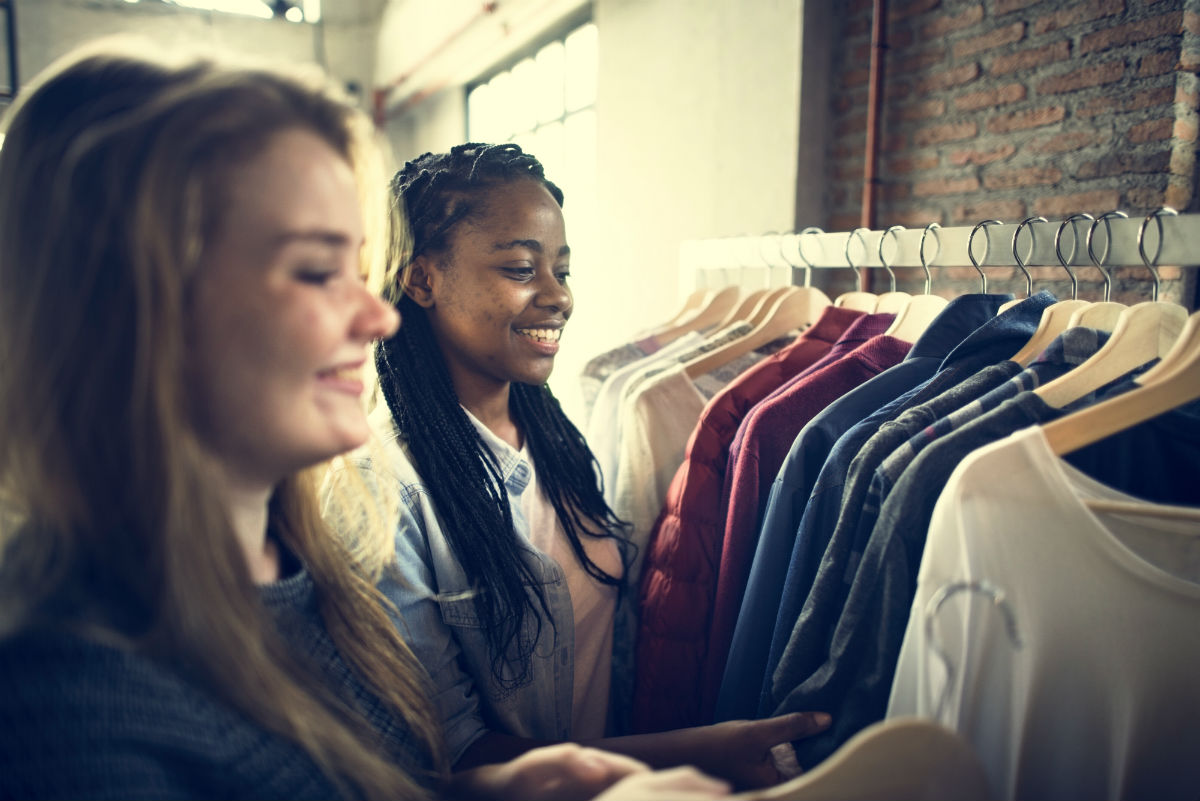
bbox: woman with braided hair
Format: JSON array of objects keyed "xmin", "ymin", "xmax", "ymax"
[{"xmin": 325, "ymin": 142, "xmax": 831, "ymax": 791}]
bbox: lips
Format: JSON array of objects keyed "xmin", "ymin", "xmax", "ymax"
[{"xmin": 318, "ymin": 364, "xmax": 362, "ymax": 382}]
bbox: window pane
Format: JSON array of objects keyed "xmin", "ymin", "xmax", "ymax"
[
  {"xmin": 509, "ymin": 57, "xmax": 537, "ymax": 135},
  {"xmin": 486, "ymin": 70, "xmax": 513, "ymax": 143},
  {"xmin": 564, "ymin": 23, "xmax": 597, "ymax": 112},
  {"xmin": 534, "ymin": 41, "xmax": 565, "ymax": 124},
  {"xmin": 532, "ymin": 122, "xmax": 565, "ymax": 191},
  {"xmin": 467, "ymin": 83, "xmax": 491, "ymax": 142}
]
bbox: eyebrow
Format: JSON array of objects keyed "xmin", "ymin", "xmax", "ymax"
[{"xmin": 492, "ymin": 239, "xmax": 571, "ymax": 258}]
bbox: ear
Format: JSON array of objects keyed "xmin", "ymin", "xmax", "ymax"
[{"xmin": 404, "ymin": 255, "xmax": 437, "ymax": 309}]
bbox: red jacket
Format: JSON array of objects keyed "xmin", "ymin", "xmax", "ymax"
[{"xmin": 631, "ymin": 306, "xmax": 863, "ymax": 733}]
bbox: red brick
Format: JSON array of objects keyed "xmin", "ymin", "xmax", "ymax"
[
  {"xmin": 1129, "ymin": 117, "xmax": 1174, "ymax": 142},
  {"xmin": 882, "ymin": 207, "xmax": 946, "ymax": 227},
  {"xmin": 913, "ymin": 176, "xmax": 982, "ymax": 196},
  {"xmin": 914, "ymin": 62, "xmax": 981, "ymax": 92},
  {"xmin": 895, "ymin": 99, "xmax": 947, "ymax": 121},
  {"xmin": 1126, "ymin": 185, "xmax": 1168, "ymax": 210},
  {"xmin": 949, "ymin": 144, "xmax": 1017, "ymax": 166},
  {"xmin": 835, "ymin": 112, "xmax": 870, "ymax": 136},
  {"xmin": 1170, "ymin": 144, "xmax": 1195, "ymax": 176},
  {"xmin": 1080, "ymin": 13, "xmax": 1182, "ymax": 54},
  {"xmin": 983, "ymin": 166, "xmax": 1064, "ymax": 190},
  {"xmin": 1174, "ymin": 117, "xmax": 1199, "ymax": 143},
  {"xmin": 1186, "ymin": 10, "xmax": 1200, "ymax": 35},
  {"xmin": 891, "ymin": 47, "xmax": 948, "ymax": 75},
  {"xmin": 1037, "ymin": 60, "xmax": 1125, "ymax": 94},
  {"xmin": 834, "ymin": 162, "xmax": 866, "ymax": 181},
  {"xmin": 913, "ymin": 121, "xmax": 979, "ymax": 146},
  {"xmin": 1037, "ymin": 189, "xmax": 1122, "ymax": 217},
  {"xmin": 1165, "ymin": 182, "xmax": 1193, "ymax": 209},
  {"xmin": 845, "ymin": 17, "xmax": 871, "ymax": 38},
  {"xmin": 987, "ymin": 105, "xmax": 1067, "ymax": 133},
  {"xmin": 1076, "ymin": 86, "xmax": 1174, "ymax": 117},
  {"xmin": 1138, "ymin": 50, "xmax": 1177, "ymax": 76},
  {"xmin": 1177, "ymin": 80, "xmax": 1199, "ymax": 107},
  {"xmin": 841, "ymin": 67, "xmax": 871, "ymax": 89},
  {"xmin": 886, "ymin": 153, "xmax": 940, "ymax": 173},
  {"xmin": 1077, "ymin": 152, "xmax": 1171, "ymax": 178},
  {"xmin": 832, "ymin": 142, "xmax": 860, "ymax": 159},
  {"xmin": 922, "ymin": 6, "xmax": 984, "ymax": 38},
  {"xmin": 995, "ymin": 0, "xmax": 1037, "ymax": 16},
  {"xmin": 954, "ymin": 22, "xmax": 1025, "ymax": 59},
  {"xmin": 828, "ymin": 213, "xmax": 865, "ymax": 232},
  {"xmin": 1033, "ymin": 0, "xmax": 1125, "ymax": 36},
  {"xmin": 991, "ymin": 41, "xmax": 1071, "ymax": 75},
  {"xmin": 880, "ymin": 182, "xmax": 913, "ymax": 201},
  {"xmin": 1179, "ymin": 46, "xmax": 1200, "ymax": 72},
  {"xmin": 882, "ymin": 133, "xmax": 908, "ymax": 152},
  {"xmin": 889, "ymin": 0, "xmax": 941, "ymax": 22},
  {"xmin": 1027, "ymin": 130, "xmax": 1104, "ymax": 154},
  {"xmin": 954, "ymin": 83, "xmax": 1026, "ymax": 111}
]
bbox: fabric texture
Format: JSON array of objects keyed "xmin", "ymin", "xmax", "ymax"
[
  {"xmin": 759, "ymin": 291, "xmax": 1047, "ymax": 714},
  {"xmin": 888, "ymin": 425, "xmax": 1200, "ymax": 801},
  {"xmin": 0, "ymin": 567, "xmax": 435, "ymax": 800},
  {"xmin": 769, "ymin": 391, "xmax": 1063, "ymax": 765},
  {"xmin": 579, "ymin": 338, "xmax": 660, "ymax": 423},
  {"xmin": 716, "ymin": 293, "xmax": 1010, "ymax": 722},
  {"xmin": 698, "ymin": 315, "xmax": 907, "ymax": 724},
  {"xmin": 628, "ymin": 306, "xmax": 861, "ymax": 733}
]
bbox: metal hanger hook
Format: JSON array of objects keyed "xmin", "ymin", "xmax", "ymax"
[
  {"xmin": 967, "ymin": 219, "xmax": 1003, "ymax": 293},
  {"xmin": 878, "ymin": 225, "xmax": 904, "ymax": 292},
  {"xmin": 925, "ymin": 580, "xmax": 1022, "ymax": 721},
  {"xmin": 795, "ymin": 226, "xmax": 824, "ymax": 288},
  {"xmin": 1011, "ymin": 216, "xmax": 1047, "ymax": 298},
  {"xmin": 1137, "ymin": 206, "xmax": 1178, "ymax": 302},
  {"xmin": 919, "ymin": 222, "xmax": 941, "ymax": 295},
  {"xmin": 847, "ymin": 227, "xmax": 871, "ymax": 292},
  {"xmin": 1053, "ymin": 212, "xmax": 1093, "ymax": 300},
  {"xmin": 1086, "ymin": 210, "xmax": 1128, "ymax": 302}
]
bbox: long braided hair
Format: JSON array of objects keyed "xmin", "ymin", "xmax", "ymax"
[{"xmin": 376, "ymin": 143, "xmax": 631, "ymax": 686}]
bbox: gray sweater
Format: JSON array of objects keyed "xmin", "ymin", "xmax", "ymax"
[{"xmin": 0, "ymin": 565, "xmax": 437, "ymax": 800}]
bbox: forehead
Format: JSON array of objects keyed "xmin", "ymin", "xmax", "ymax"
[
  {"xmin": 460, "ymin": 179, "xmax": 564, "ymax": 235},
  {"xmin": 220, "ymin": 128, "xmax": 360, "ymax": 237}
]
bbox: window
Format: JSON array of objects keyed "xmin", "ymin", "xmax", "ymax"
[
  {"xmin": 121, "ymin": 0, "xmax": 321, "ymax": 23},
  {"xmin": 466, "ymin": 22, "xmax": 598, "ymax": 424}
]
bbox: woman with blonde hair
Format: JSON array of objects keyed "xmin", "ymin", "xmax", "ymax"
[{"xmin": 0, "ymin": 39, "xmax": 728, "ymax": 801}]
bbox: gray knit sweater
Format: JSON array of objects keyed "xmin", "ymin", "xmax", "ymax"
[{"xmin": 0, "ymin": 566, "xmax": 437, "ymax": 800}]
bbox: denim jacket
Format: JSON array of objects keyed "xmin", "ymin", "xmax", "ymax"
[{"xmin": 347, "ymin": 403, "xmax": 576, "ymax": 764}]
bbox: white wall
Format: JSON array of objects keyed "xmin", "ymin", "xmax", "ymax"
[{"xmin": 12, "ymin": 0, "xmax": 369, "ymax": 111}]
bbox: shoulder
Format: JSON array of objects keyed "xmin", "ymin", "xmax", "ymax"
[{"xmin": 0, "ymin": 628, "xmax": 338, "ymax": 800}]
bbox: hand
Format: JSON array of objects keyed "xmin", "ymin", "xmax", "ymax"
[
  {"xmin": 447, "ymin": 742, "xmax": 651, "ymax": 801},
  {"xmin": 677, "ymin": 711, "xmax": 831, "ymax": 791},
  {"xmin": 591, "ymin": 766, "xmax": 731, "ymax": 800}
]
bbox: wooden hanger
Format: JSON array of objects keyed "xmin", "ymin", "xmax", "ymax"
[
  {"xmin": 683, "ymin": 286, "xmax": 829, "ymax": 379},
  {"xmin": 1041, "ymin": 310, "xmax": 1200, "ymax": 456},
  {"xmin": 649, "ymin": 284, "xmax": 742, "ymax": 347},
  {"xmin": 658, "ymin": 287, "xmax": 713, "ymax": 330},
  {"xmin": 1009, "ymin": 299, "xmax": 1090, "ymax": 366},
  {"xmin": 715, "ymin": 287, "xmax": 775, "ymax": 329},
  {"xmin": 1035, "ymin": 300, "xmax": 1188, "ymax": 410},
  {"xmin": 1040, "ymin": 311, "xmax": 1200, "ymax": 522},
  {"xmin": 731, "ymin": 718, "xmax": 991, "ymax": 801},
  {"xmin": 1065, "ymin": 300, "xmax": 1125, "ymax": 332}
]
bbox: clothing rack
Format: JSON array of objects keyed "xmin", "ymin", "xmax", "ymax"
[{"xmin": 679, "ymin": 211, "xmax": 1200, "ymax": 292}]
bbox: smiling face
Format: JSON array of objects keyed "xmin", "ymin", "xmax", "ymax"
[
  {"xmin": 186, "ymin": 127, "xmax": 399, "ymax": 489},
  {"xmin": 407, "ymin": 178, "xmax": 572, "ymax": 408}
]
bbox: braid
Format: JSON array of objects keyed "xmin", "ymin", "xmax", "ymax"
[
  {"xmin": 377, "ymin": 296, "xmax": 549, "ymax": 686},
  {"xmin": 377, "ymin": 143, "xmax": 631, "ymax": 685}
]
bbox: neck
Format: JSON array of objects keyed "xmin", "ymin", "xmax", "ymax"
[
  {"xmin": 458, "ymin": 382, "xmax": 522, "ymax": 450},
  {"xmin": 223, "ymin": 480, "xmax": 281, "ymax": 585}
]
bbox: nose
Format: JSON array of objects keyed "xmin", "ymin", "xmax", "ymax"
[
  {"xmin": 534, "ymin": 270, "xmax": 573, "ymax": 317},
  {"xmin": 355, "ymin": 285, "xmax": 401, "ymax": 342}
]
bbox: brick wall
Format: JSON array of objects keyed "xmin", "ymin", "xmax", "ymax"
[{"xmin": 822, "ymin": 0, "xmax": 1199, "ymax": 306}]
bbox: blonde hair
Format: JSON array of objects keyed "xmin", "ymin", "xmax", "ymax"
[{"xmin": 0, "ymin": 38, "xmax": 445, "ymax": 799}]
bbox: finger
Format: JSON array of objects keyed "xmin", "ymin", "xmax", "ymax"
[{"xmin": 752, "ymin": 711, "xmax": 832, "ymax": 745}]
